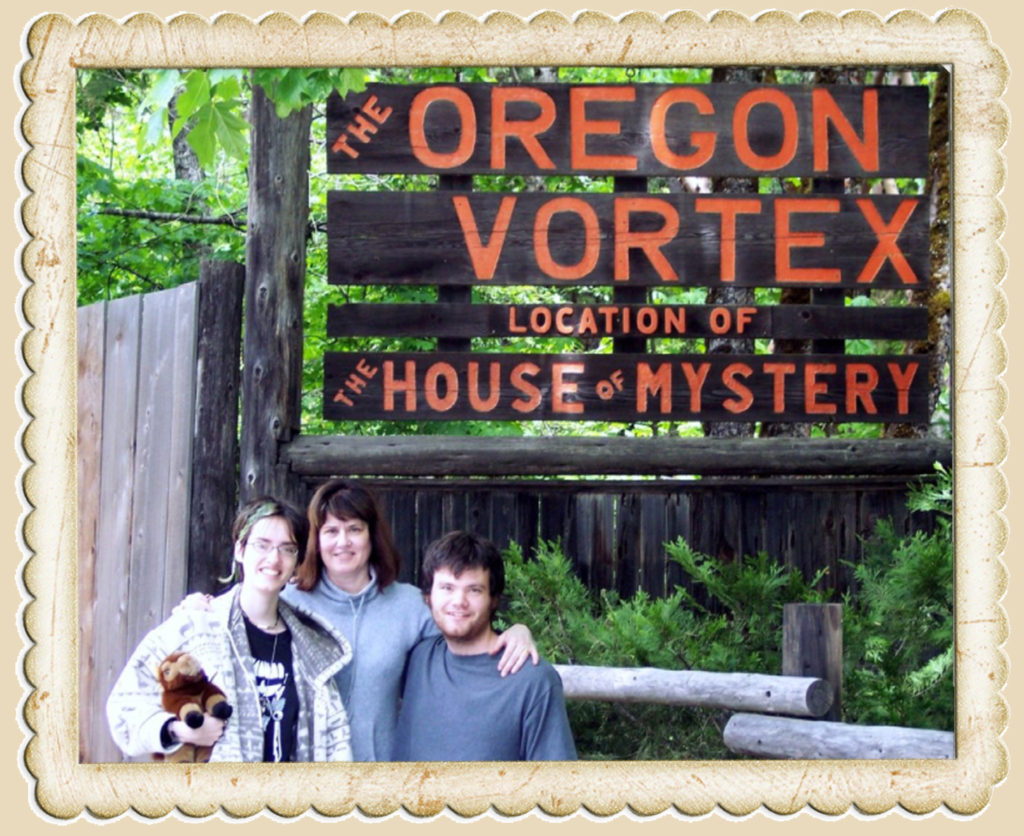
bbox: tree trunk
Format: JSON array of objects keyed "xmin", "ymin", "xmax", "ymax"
[
  {"xmin": 240, "ymin": 80, "xmax": 311, "ymax": 503},
  {"xmin": 168, "ymin": 92, "xmax": 204, "ymax": 184}
]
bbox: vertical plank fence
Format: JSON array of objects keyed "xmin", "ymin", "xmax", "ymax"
[{"xmin": 77, "ymin": 262, "xmax": 243, "ymax": 762}]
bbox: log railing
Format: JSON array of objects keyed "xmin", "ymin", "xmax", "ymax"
[{"xmin": 552, "ymin": 602, "xmax": 953, "ymax": 760}]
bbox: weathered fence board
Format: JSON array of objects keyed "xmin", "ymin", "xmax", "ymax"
[
  {"xmin": 88, "ymin": 294, "xmax": 142, "ymax": 763},
  {"xmin": 76, "ymin": 303, "xmax": 105, "ymax": 762}
]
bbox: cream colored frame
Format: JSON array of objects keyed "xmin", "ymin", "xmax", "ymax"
[{"xmin": 18, "ymin": 9, "xmax": 1007, "ymax": 820}]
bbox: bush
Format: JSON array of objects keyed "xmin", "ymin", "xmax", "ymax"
[
  {"xmin": 496, "ymin": 467, "xmax": 954, "ymax": 758},
  {"xmin": 842, "ymin": 463, "xmax": 954, "ymax": 730}
]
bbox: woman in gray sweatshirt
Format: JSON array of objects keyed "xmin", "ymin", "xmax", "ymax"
[{"xmin": 282, "ymin": 479, "xmax": 537, "ymax": 761}]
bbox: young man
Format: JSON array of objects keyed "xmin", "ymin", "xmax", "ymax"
[{"xmin": 391, "ymin": 531, "xmax": 577, "ymax": 761}]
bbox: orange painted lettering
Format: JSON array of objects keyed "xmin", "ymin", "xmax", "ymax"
[
  {"xmin": 680, "ymin": 362, "xmax": 711, "ymax": 412},
  {"xmin": 663, "ymin": 307, "xmax": 686, "ymax": 335},
  {"xmin": 762, "ymin": 361, "xmax": 796, "ymax": 413},
  {"xmin": 845, "ymin": 363, "xmax": 879, "ymax": 414},
  {"xmin": 452, "ymin": 195, "xmax": 516, "ymax": 280},
  {"xmin": 409, "ymin": 87, "xmax": 476, "ymax": 169},
  {"xmin": 887, "ymin": 362, "xmax": 919, "ymax": 414},
  {"xmin": 468, "ymin": 362, "xmax": 501, "ymax": 412},
  {"xmin": 813, "ymin": 89, "xmax": 878, "ymax": 172},
  {"xmin": 383, "ymin": 361, "xmax": 417, "ymax": 412},
  {"xmin": 695, "ymin": 198, "xmax": 761, "ymax": 281},
  {"xmin": 649, "ymin": 88, "xmax": 716, "ymax": 169},
  {"xmin": 614, "ymin": 197, "xmax": 679, "ymax": 281},
  {"xmin": 570, "ymin": 87, "xmax": 638, "ymax": 171},
  {"xmin": 491, "ymin": 87, "xmax": 556, "ymax": 170},
  {"xmin": 578, "ymin": 307, "xmax": 599, "ymax": 335},
  {"xmin": 508, "ymin": 307, "xmax": 527, "ymax": 334},
  {"xmin": 551, "ymin": 362, "xmax": 585, "ymax": 414},
  {"xmin": 775, "ymin": 198, "xmax": 841, "ymax": 283},
  {"xmin": 734, "ymin": 89, "xmax": 799, "ymax": 171},
  {"xmin": 555, "ymin": 307, "xmax": 574, "ymax": 335},
  {"xmin": 510, "ymin": 363, "xmax": 542, "ymax": 412},
  {"xmin": 636, "ymin": 363, "xmax": 672, "ymax": 413},
  {"xmin": 855, "ymin": 199, "xmax": 920, "ymax": 285},
  {"xmin": 805, "ymin": 363, "xmax": 837, "ymax": 415},
  {"xmin": 424, "ymin": 363, "xmax": 458, "ymax": 411},
  {"xmin": 534, "ymin": 197, "xmax": 600, "ymax": 279},
  {"xmin": 530, "ymin": 307, "xmax": 552, "ymax": 333},
  {"xmin": 722, "ymin": 363, "xmax": 754, "ymax": 413}
]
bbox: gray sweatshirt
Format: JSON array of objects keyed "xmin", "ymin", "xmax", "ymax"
[{"xmin": 282, "ymin": 572, "xmax": 438, "ymax": 761}]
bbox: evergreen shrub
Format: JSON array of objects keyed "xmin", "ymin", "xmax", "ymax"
[{"xmin": 496, "ymin": 466, "xmax": 954, "ymax": 759}]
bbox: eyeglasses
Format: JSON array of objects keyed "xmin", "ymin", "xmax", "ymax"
[{"xmin": 247, "ymin": 539, "xmax": 300, "ymax": 558}]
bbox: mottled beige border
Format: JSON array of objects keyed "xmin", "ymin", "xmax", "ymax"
[{"xmin": 17, "ymin": 8, "xmax": 1007, "ymax": 822}]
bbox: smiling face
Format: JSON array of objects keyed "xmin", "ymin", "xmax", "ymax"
[
  {"xmin": 318, "ymin": 512, "xmax": 373, "ymax": 592},
  {"xmin": 234, "ymin": 515, "xmax": 300, "ymax": 597},
  {"xmin": 427, "ymin": 565, "xmax": 498, "ymax": 655}
]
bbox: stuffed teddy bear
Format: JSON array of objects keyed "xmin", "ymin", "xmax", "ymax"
[{"xmin": 153, "ymin": 650, "xmax": 233, "ymax": 762}]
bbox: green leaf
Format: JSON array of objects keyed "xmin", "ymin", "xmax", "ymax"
[
  {"xmin": 175, "ymin": 70, "xmax": 211, "ymax": 120},
  {"xmin": 185, "ymin": 105, "xmax": 217, "ymax": 169}
]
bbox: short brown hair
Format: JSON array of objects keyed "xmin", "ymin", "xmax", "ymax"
[
  {"xmin": 420, "ymin": 530, "xmax": 505, "ymax": 604},
  {"xmin": 293, "ymin": 479, "xmax": 402, "ymax": 591}
]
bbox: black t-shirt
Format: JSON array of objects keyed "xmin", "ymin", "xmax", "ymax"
[{"xmin": 244, "ymin": 617, "xmax": 300, "ymax": 762}]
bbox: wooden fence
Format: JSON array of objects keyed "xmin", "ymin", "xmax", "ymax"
[
  {"xmin": 77, "ymin": 263, "xmax": 243, "ymax": 763},
  {"xmin": 334, "ymin": 477, "xmax": 938, "ymax": 599}
]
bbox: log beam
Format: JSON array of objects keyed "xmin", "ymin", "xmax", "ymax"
[
  {"xmin": 554, "ymin": 665, "xmax": 833, "ymax": 718},
  {"xmin": 283, "ymin": 436, "xmax": 952, "ymax": 478},
  {"xmin": 723, "ymin": 713, "xmax": 955, "ymax": 759}
]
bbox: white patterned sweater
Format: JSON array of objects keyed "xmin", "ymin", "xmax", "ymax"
[{"xmin": 106, "ymin": 587, "xmax": 354, "ymax": 762}]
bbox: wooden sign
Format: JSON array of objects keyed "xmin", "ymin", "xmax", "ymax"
[
  {"xmin": 324, "ymin": 352, "xmax": 929, "ymax": 423},
  {"xmin": 327, "ymin": 83, "xmax": 929, "ymax": 177},
  {"xmin": 328, "ymin": 302, "xmax": 928, "ymax": 341},
  {"xmin": 328, "ymin": 192, "xmax": 928, "ymax": 288}
]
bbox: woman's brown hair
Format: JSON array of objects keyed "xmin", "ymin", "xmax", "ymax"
[{"xmin": 292, "ymin": 479, "xmax": 402, "ymax": 592}]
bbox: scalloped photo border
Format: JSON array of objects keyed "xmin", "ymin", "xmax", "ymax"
[{"xmin": 17, "ymin": 8, "xmax": 1008, "ymax": 821}]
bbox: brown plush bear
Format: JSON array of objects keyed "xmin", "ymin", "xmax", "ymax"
[{"xmin": 153, "ymin": 651, "xmax": 233, "ymax": 763}]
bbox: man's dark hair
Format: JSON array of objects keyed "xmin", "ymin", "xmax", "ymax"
[{"xmin": 420, "ymin": 530, "xmax": 505, "ymax": 602}]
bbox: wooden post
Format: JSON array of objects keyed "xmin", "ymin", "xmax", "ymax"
[
  {"xmin": 188, "ymin": 260, "xmax": 245, "ymax": 592},
  {"xmin": 240, "ymin": 81, "xmax": 310, "ymax": 503},
  {"xmin": 783, "ymin": 602, "xmax": 843, "ymax": 721}
]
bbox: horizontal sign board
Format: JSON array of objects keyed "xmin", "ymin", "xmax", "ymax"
[
  {"xmin": 324, "ymin": 352, "xmax": 928, "ymax": 423},
  {"xmin": 328, "ymin": 192, "xmax": 928, "ymax": 288},
  {"xmin": 328, "ymin": 302, "xmax": 928, "ymax": 341},
  {"xmin": 327, "ymin": 83, "xmax": 929, "ymax": 177}
]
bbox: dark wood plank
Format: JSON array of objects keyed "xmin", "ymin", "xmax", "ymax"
[
  {"xmin": 328, "ymin": 192, "xmax": 930, "ymax": 290},
  {"xmin": 323, "ymin": 352, "xmax": 931, "ymax": 423},
  {"xmin": 189, "ymin": 262, "xmax": 245, "ymax": 593},
  {"xmin": 328, "ymin": 302, "xmax": 928, "ymax": 341},
  {"xmin": 327, "ymin": 83, "xmax": 929, "ymax": 177}
]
